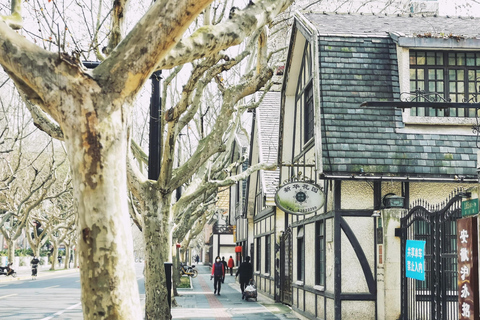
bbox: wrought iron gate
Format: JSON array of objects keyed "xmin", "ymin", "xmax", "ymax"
[
  {"xmin": 279, "ymin": 227, "xmax": 293, "ymax": 305},
  {"xmin": 400, "ymin": 191, "xmax": 463, "ymax": 320}
]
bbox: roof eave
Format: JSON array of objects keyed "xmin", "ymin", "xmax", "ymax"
[{"xmin": 390, "ymin": 32, "xmax": 480, "ymax": 49}]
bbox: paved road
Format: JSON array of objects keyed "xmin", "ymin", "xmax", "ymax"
[
  {"xmin": 0, "ymin": 263, "xmax": 303, "ymax": 320},
  {"xmin": 172, "ymin": 264, "xmax": 304, "ymax": 320},
  {"xmin": 0, "ymin": 267, "xmax": 83, "ymax": 319},
  {"xmin": 0, "ymin": 263, "xmax": 146, "ymax": 320}
]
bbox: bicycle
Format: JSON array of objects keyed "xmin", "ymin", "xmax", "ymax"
[{"xmin": 179, "ymin": 263, "xmax": 198, "ymax": 278}]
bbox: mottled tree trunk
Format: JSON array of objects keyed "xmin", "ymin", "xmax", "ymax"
[
  {"xmin": 50, "ymin": 242, "xmax": 58, "ymax": 271},
  {"xmin": 172, "ymin": 244, "xmax": 180, "ymax": 297},
  {"xmin": 65, "ymin": 246, "xmax": 70, "ymax": 269},
  {"xmin": 7, "ymin": 239, "xmax": 15, "ymax": 265},
  {"xmin": 143, "ymin": 189, "xmax": 171, "ymax": 320},
  {"xmin": 64, "ymin": 108, "xmax": 142, "ymax": 319}
]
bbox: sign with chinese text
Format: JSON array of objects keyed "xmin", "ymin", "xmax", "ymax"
[
  {"xmin": 462, "ymin": 198, "xmax": 478, "ymax": 218},
  {"xmin": 457, "ymin": 217, "xmax": 479, "ymax": 320},
  {"xmin": 405, "ymin": 240, "xmax": 426, "ymax": 281},
  {"xmin": 275, "ymin": 181, "xmax": 325, "ymax": 215}
]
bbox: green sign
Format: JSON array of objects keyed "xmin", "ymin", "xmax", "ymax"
[{"xmin": 462, "ymin": 199, "xmax": 479, "ymax": 217}]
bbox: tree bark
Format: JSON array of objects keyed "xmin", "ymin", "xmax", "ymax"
[
  {"xmin": 63, "ymin": 116, "xmax": 142, "ymax": 318},
  {"xmin": 50, "ymin": 242, "xmax": 58, "ymax": 271},
  {"xmin": 7, "ymin": 239, "xmax": 15, "ymax": 265},
  {"xmin": 142, "ymin": 188, "xmax": 171, "ymax": 320}
]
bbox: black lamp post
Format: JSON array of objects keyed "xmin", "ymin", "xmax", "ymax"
[{"xmin": 148, "ymin": 70, "xmax": 162, "ymax": 180}]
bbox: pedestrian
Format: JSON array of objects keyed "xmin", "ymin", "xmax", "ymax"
[
  {"xmin": 236, "ymin": 256, "xmax": 253, "ymax": 299},
  {"xmin": 228, "ymin": 256, "xmax": 234, "ymax": 276},
  {"xmin": 196, "ymin": 255, "xmax": 199, "ymax": 264},
  {"xmin": 211, "ymin": 256, "xmax": 225, "ymax": 295},
  {"xmin": 31, "ymin": 256, "xmax": 40, "ymax": 278},
  {"xmin": 221, "ymin": 257, "xmax": 228, "ymax": 283}
]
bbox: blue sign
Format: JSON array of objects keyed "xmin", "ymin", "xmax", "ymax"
[{"xmin": 406, "ymin": 240, "xmax": 426, "ymax": 281}]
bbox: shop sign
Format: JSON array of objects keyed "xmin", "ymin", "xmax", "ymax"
[
  {"xmin": 405, "ymin": 240, "xmax": 426, "ymax": 281},
  {"xmin": 275, "ymin": 181, "xmax": 325, "ymax": 215},
  {"xmin": 457, "ymin": 217, "xmax": 479, "ymax": 320},
  {"xmin": 462, "ymin": 198, "xmax": 478, "ymax": 218}
]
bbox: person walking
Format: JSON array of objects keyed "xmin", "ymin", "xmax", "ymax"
[
  {"xmin": 227, "ymin": 256, "xmax": 234, "ymax": 276},
  {"xmin": 31, "ymin": 256, "xmax": 40, "ymax": 279},
  {"xmin": 221, "ymin": 257, "xmax": 228, "ymax": 283},
  {"xmin": 236, "ymin": 256, "xmax": 253, "ymax": 299},
  {"xmin": 211, "ymin": 256, "xmax": 225, "ymax": 295}
]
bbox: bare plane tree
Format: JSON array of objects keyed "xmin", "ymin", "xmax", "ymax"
[{"xmin": 0, "ymin": 0, "xmax": 294, "ymax": 319}]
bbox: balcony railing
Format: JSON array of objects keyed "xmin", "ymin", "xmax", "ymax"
[{"xmin": 213, "ymin": 224, "xmax": 234, "ymax": 234}]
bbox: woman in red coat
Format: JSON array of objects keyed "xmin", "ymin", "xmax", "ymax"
[{"xmin": 227, "ymin": 256, "xmax": 234, "ymax": 276}]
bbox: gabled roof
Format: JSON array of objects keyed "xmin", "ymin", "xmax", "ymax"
[
  {"xmin": 283, "ymin": 12, "xmax": 479, "ymax": 181},
  {"xmin": 256, "ymin": 92, "xmax": 280, "ymax": 197}
]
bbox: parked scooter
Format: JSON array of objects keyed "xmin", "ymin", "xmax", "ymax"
[{"xmin": 0, "ymin": 263, "xmax": 17, "ymax": 277}]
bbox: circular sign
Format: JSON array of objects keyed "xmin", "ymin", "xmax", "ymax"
[{"xmin": 275, "ymin": 181, "xmax": 325, "ymax": 215}]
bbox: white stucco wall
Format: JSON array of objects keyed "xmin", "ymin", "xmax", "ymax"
[
  {"xmin": 342, "ymin": 301, "xmax": 376, "ymax": 320},
  {"xmin": 341, "ymin": 216, "xmax": 375, "ymax": 293},
  {"xmin": 341, "ymin": 180, "xmax": 375, "ymax": 209}
]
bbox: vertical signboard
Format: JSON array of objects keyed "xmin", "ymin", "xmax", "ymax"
[
  {"xmin": 457, "ymin": 217, "xmax": 478, "ymax": 320},
  {"xmin": 406, "ymin": 240, "xmax": 426, "ymax": 281}
]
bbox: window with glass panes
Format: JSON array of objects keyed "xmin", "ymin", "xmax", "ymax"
[
  {"xmin": 315, "ymin": 220, "xmax": 325, "ymax": 286},
  {"xmin": 297, "ymin": 227, "xmax": 305, "ymax": 281},
  {"xmin": 265, "ymin": 234, "xmax": 271, "ymax": 274},
  {"xmin": 410, "ymin": 50, "xmax": 480, "ymax": 117},
  {"xmin": 295, "ymin": 41, "xmax": 314, "ymax": 143},
  {"xmin": 256, "ymin": 237, "xmax": 261, "ymax": 272}
]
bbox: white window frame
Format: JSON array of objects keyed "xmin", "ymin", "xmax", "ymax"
[{"xmin": 397, "ymin": 46, "xmax": 477, "ymax": 135}]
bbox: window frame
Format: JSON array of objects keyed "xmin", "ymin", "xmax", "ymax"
[
  {"xmin": 304, "ymin": 83, "xmax": 315, "ymax": 142},
  {"xmin": 265, "ymin": 234, "xmax": 271, "ymax": 274},
  {"xmin": 295, "ymin": 41, "xmax": 314, "ymax": 145},
  {"xmin": 315, "ymin": 220, "xmax": 325, "ymax": 287},
  {"xmin": 409, "ymin": 50, "xmax": 480, "ymax": 118},
  {"xmin": 297, "ymin": 226, "xmax": 305, "ymax": 282},
  {"xmin": 256, "ymin": 237, "xmax": 261, "ymax": 272},
  {"xmin": 400, "ymin": 48, "xmax": 480, "ymax": 129}
]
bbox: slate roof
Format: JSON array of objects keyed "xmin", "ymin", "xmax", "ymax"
[
  {"xmin": 304, "ymin": 12, "xmax": 480, "ymax": 38},
  {"xmin": 256, "ymin": 92, "xmax": 281, "ymax": 197},
  {"xmin": 300, "ymin": 12, "xmax": 479, "ymax": 180}
]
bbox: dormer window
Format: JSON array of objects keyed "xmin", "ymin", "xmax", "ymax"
[{"xmin": 409, "ymin": 50, "xmax": 480, "ymax": 118}]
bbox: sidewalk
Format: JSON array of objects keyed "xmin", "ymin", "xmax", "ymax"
[
  {"xmin": 0, "ymin": 263, "xmax": 79, "ymax": 282},
  {"xmin": 172, "ymin": 264, "xmax": 306, "ymax": 320}
]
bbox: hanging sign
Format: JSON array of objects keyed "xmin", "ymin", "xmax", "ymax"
[
  {"xmin": 457, "ymin": 217, "xmax": 479, "ymax": 320},
  {"xmin": 275, "ymin": 181, "xmax": 325, "ymax": 215},
  {"xmin": 405, "ymin": 240, "xmax": 426, "ymax": 281}
]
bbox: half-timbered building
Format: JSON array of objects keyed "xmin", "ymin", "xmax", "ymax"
[{"xmin": 273, "ymin": 12, "xmax": 480, "ymax": 320}]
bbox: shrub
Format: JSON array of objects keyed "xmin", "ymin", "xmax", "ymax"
[
  {"xmin": 178, "ymin": 276, "xmax": 191, "ymax": 288},
  {"xmin": 15, "ymin": 248, "xmax": 34, "ymax": 257}
]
